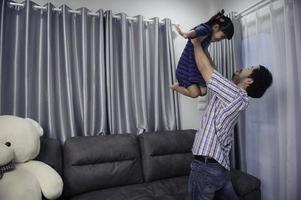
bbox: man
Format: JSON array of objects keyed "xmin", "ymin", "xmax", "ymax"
[{"xmin": 188, "ymin": 36, "xmax": 273, "ymax": 200}]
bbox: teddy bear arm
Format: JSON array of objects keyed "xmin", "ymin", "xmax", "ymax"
[{"xmin": 18, "ymin": 161, "xmax": 63, "ymax": 200}]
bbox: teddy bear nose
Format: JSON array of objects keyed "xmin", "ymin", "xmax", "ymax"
[{"xmin": 5, "ymin": 142, "xmax": 11, "ymax": 147}]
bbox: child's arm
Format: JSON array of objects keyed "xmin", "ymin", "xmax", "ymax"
[{"xmin": 175, "ymin": 24, "xmax": 196, "ymax": 39}]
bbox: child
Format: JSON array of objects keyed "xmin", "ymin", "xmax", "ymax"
[{"xmin": 170, "ymin": 10, "xmax": 234, "ymax": 98}]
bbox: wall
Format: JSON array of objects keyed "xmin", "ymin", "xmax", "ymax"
[
  {"xmin": 219, "ymin": 0, "xmax": 260, "ymax": 13},
  {"xmin": 14, "ymin": 0, "xmax": 221, "ymax": 130}
]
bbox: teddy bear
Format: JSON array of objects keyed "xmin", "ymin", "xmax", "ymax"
[{"xmin": 0, "ymin": 115, "xmax": 63, "ymax": 200}]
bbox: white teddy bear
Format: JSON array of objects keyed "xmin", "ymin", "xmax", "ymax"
[{"xmin": 0, "ymin": 115, "xmax": 63, "ymax": 200}]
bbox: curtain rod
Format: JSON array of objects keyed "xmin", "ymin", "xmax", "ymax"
[
  {"xmin": 235, "ymin": 0, "xmax": 272, "ymax": 18},
  {"xmin": 8, "ymin": 1, "xmax": 177, "ymax": 25}
]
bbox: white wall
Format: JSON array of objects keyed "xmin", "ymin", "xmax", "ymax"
[
  {"xmin": 15, "ymin": 0, "xmax": 222, "ymax": 130},
  {"xmin": 219, "ymin": 0, "xmax": 260, "ymax": 14}
]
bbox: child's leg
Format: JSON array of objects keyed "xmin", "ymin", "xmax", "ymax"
[{"xmin": 170, "ymin": 83, "xmax": 201, "ymax": 98}]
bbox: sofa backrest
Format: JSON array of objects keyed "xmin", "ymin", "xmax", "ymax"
[
  {"xmin": 63, "ymin": 134, "xmax": 143, "ymax": 198},
  {"xmin": 138, "ymin": 129, "xmax": 196, "ymax": 182},
  {"xmin": 36, "ymin": 138, "xmax": 62, "ymax": 176}
]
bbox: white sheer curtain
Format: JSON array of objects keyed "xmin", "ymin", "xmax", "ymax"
[{"xmin": 241, "ymin": 0, "xmax": 301, "ymax": 199}]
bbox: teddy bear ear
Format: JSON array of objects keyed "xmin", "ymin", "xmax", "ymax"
[{"xmin": 25, "ymin": 118, "xmax": 44, "ymax": 136}]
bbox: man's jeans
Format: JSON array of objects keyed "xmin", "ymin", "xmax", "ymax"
[{"xmin": 188, "ymin": 159, "xmax": 239, "ymax": 200}]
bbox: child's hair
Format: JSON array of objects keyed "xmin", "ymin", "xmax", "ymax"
[
  {"xmin": 205, "ymin": 9, "xmax": 234, "ymax": 40},
  {"xmin": 246, "ymin": 65, "xmax": 273, "ymax": 98}
]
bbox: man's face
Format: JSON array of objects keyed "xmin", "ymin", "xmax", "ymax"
[{"xmin": 232, "ymin": 66, "xmax": 259, "ymax": 85}]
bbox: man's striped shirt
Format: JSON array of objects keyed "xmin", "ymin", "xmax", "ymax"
[{"xmin": 192, "ymin": 70, "xmax": 249, "ymax": 170}]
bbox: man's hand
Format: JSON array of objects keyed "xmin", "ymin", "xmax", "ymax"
[
  {"xmin": 191, "ymin": 36, "xmax": 216, "ymax": 69},
  {"xmin": 191, "ymin": 35, "xmax": 207, "ymax": 46},
  {"xmin": 205, "ymin": 49, "xmax": 217, "ymax": 69},
  {"xmin": 191, "ymin": 36, "xmax": 214, "ymax": 84}
]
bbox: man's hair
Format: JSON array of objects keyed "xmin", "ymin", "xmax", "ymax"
[
  {"xmin": 205, "ymin": 10, "xmax": 234, "ymax": 39},
  {"xmin": 246, "ymin": 65, "xmax": 273, "ymax": 98}
]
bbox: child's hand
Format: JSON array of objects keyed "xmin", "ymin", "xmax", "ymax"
[
  {"xmin": 175, "ymin": 24, "xmax": 182, "ymax": 35},
  {"xmin": 175, "ymin": 24, "xmax": 188, "ymax": 39}
]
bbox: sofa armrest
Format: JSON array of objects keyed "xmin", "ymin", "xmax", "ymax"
[{"xmin": 231, "ymin": 168, "xmax": 261, "ymax": 199}]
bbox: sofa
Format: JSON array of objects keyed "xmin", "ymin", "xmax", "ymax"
[{"xmin": 36, "ymin": 129, "xmax": 261, "ymax": 200}]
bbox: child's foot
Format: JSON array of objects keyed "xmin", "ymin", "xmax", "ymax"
[{"xmin": 170, "ymin": 83, "xmax": 179, "ymax": 90}]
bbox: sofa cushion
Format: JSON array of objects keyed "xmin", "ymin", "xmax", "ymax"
[
  {"xmin": 70, "ymin": 183, "xmax": 154, "ymax": 200},
  {"xmin": 138, "ymin": 129, "xmax": 196, "ymax": 182},
  {"xmin": 70, "ymin": 176, "xmax": 188, "ymax": 200},
  {"xmin": 145, "ymin": 176, "xmax": 188, "ymax": 198},
  {"xmin": 231, "ymin": 168, "xmax": 261, "ymax": 196},
  {"xmin": 63, "ymin": 134, "xmax": 143, "ymax": 198}
]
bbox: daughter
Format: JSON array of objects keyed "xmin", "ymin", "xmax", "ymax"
[{"xmin": 171, "ymin": 10, "xmax": 234, "ymax": 97}]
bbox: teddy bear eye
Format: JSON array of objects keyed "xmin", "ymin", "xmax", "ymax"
[{"xmin": 5, "ymin": 142, "xmax": 11, "ymax": 147}]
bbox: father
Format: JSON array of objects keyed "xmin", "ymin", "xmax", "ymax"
[{"xmin": 188, "ymin": 36, "xmax": 273, "ymax": 200}]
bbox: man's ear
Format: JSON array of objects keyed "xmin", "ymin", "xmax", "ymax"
[{"xmin": 245, "ymin": 78, "xmax": 254, "ymax": 86}]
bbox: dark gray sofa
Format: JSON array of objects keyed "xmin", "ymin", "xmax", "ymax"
[{"xmin": 36, "ymin": 129, "xmax": 261, "ymax": 200}]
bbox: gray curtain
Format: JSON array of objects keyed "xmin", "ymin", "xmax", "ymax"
[
  {"xmin": 208, "ymin": 12, "xmax": 246, "ymax": 171},
  {"xmin": 0, "ymin": 0, "xmax": 180, "ymax": 142}
]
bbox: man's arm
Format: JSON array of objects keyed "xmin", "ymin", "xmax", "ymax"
[
  {"xmin": 192, "ymin": 38, "xmax": 246, "ymax": 105},
  {"xmin": 205, "ymin": 49, "xmax": 217, "ymax": 69},
  {"xmin": 191, "ymin": 38, "xmax": 214, "ymax": 84}
]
